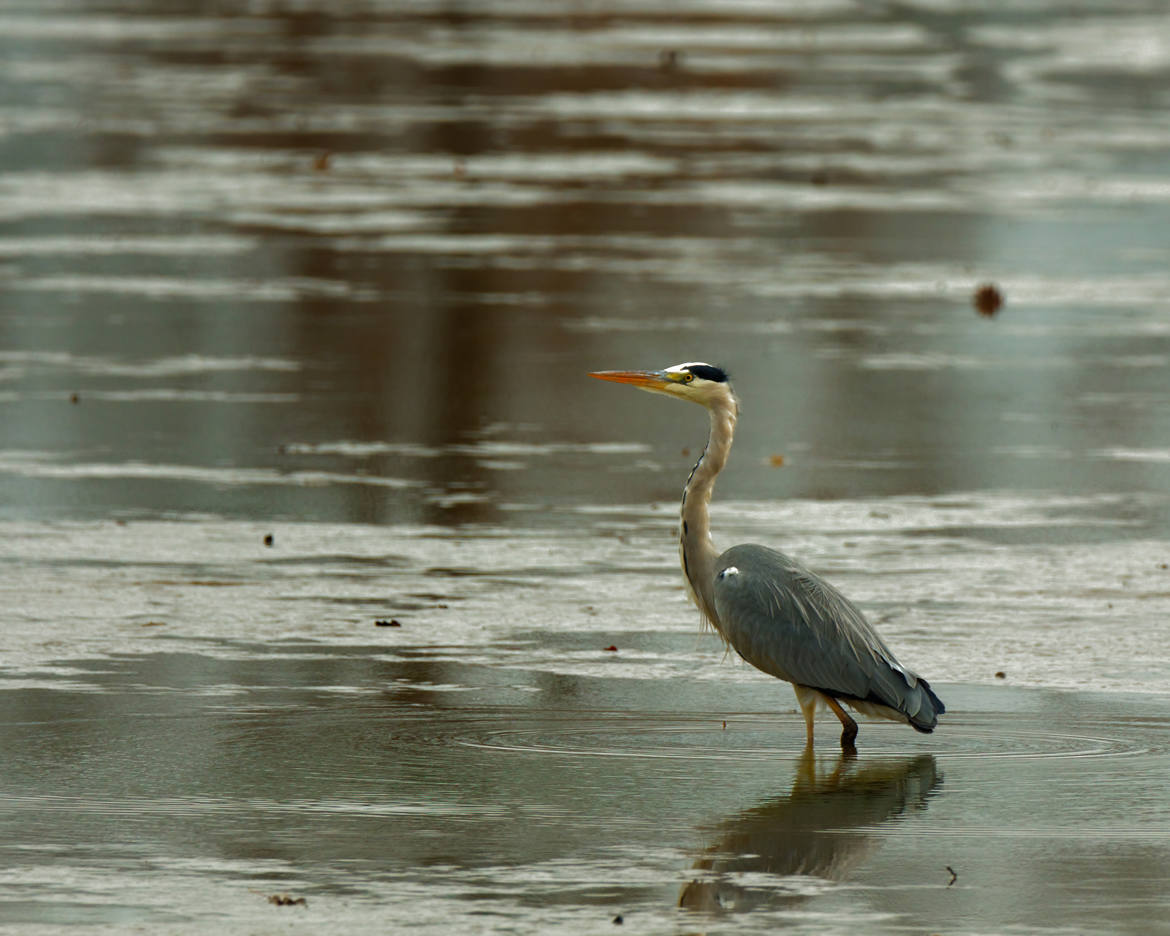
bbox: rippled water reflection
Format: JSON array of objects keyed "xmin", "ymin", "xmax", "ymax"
[
  {"xmin": 3, "ymin": 0, "xmax": 1170, "ymax": 932},
  {"xmin": 3, "ymin": 649, "xmax": 1169, "ymax": 934}
]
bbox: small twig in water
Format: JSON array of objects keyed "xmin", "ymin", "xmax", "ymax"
[{"xmin": 946, "ymin": 866, "xmax": 958, "ymax": 886}]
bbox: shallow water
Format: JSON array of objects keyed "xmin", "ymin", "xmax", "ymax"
[
  {"xmin": 3, "ymin": 647, "xmax": 1170, "ymax": 935},
  {"xmin": 3, "ymin": 0, "xmax": 1170, "ymax": 932}
]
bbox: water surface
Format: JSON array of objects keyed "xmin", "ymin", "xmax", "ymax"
[{"xmin": 2, "ymin": 0, "xmax": 1170, "ymax": 932}]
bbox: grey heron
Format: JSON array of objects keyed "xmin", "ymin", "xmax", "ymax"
[{"xmin": 589, "ymin": 362, "xmax": 945, "ymax": 750}]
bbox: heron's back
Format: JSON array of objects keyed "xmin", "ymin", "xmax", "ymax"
[{"xmin": 711, "ymin": 543, "xmax": 944, "ymax": 731}]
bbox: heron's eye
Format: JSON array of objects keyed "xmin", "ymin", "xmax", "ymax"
[{"xmin": 683, "ymin": 373, "xmax": 694, "ymax": 383}]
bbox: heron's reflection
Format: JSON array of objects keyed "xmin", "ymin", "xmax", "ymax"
[{"xmin": 680, "ymin": 751, "xmax": 941, "ymax": 912}]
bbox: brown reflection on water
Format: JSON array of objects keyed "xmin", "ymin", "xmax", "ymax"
[{"xmin": 1, "ymin": 1, "xmax": 1169, "ymax": 524}]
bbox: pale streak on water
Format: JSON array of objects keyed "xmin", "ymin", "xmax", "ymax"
[{"xmin": 2, "ymin": 1, "xmax": 1170, "ymax": 933}]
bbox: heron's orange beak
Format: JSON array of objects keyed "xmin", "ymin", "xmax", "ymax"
[{"xmin": 588, "ymin": 369, "xmax": 670, "ymax": 390}]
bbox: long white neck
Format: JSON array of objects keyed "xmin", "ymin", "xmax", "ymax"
[{"xmin": 679, "ymin": 391, "xmax": 738, "ymax": 629}]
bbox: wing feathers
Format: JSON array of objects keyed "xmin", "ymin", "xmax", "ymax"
[{"xmin": 712, "ymin": 544, "xmax": 944, "ymax": 731}]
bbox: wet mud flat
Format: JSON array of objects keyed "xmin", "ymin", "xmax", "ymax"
[
  {"xmin": 2, "ymin": 640, "xmax": 1169, "ymax": 936},
  {"xmin": 1, "ymin": 492, "xmax": 1169, "ymax": 934}
]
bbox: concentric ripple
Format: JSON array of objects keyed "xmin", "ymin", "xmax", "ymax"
[{"xmin": 452, "ymin": 710, "xmax": 1150, "ymax": 762}]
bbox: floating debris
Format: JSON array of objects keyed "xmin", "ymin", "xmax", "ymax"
[
  {"xmin": 312, "ymin": 152, "xmax": 331, "ymax": 171},
  {"xmin": 612, "ymin": 913, "xmax": 624, "ymax": 925},
  {"xmin": 603, "ymin": 644, "xmax": 618, "ymax": 652},
  {"xmin": 946, "ymin": 865, "xmax": 958, "ymax": 886},
  {"xmin": 375, "ymin": 619, "xmax": 402, "ymax": 627},
  {"xmin": 70, "ymin": 392, "xmax": 80, "ymax": 404},
  {"xmin": 263, "ymin": 533, "xmax": 274, "ymax": 547},
  {"xmin": 268, "ymin": 893, "xmax": 307, "ymax": 907},
  {"xmin": 769, "ymin": 454, "xmax": 785, "ymax": 467},
  {"xmin": 973, "ymin": 283, "xmax": 1004, "ymax": 317}
]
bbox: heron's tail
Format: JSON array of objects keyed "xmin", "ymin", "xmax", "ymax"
[{"xmin": 905, "ymin": 676, "xmax": 945, "ymax": 733}]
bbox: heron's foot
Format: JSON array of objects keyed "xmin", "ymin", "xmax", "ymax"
[
  {"xmin": 840, "ymin": 730, "xmax": 858, "ymax": 757},
  {"xmin": 826, "ymin": 696, "xmax": 859, "ymax": 751}
]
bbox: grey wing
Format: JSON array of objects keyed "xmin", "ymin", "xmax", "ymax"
[{"xmin": 711, "ymin": 543, "xmax": 944, "ymax": 730}]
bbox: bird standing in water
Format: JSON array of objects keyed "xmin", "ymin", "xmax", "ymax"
[{"xmin": 589, "ymin": 362, "xmax": 944, "ymax": 750}]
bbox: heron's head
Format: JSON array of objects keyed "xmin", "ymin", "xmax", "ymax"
[{"xmin": 588, "ymin": 361, "xmax": 735, "ymax": 411}]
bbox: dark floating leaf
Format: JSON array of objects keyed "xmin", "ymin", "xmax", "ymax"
[
  {"xmin": 376, "ymin": 619, "xmax": 402, "ymax": 627},
  {"xmin": 973, "ymin": 283, "xmax": 1004, "ymax": 317},
  {"xmin": 603, "ymin": 645, "xmax": 618, "ymax": 652}
]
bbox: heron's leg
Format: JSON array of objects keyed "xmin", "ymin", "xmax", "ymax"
[
  {"xmin": 792, "ymin": 685, "xmax": 819, "ymax": 747},
  {"xmin": 824, "ymin": 696, "xmax": 858, "ymax": 751}
]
